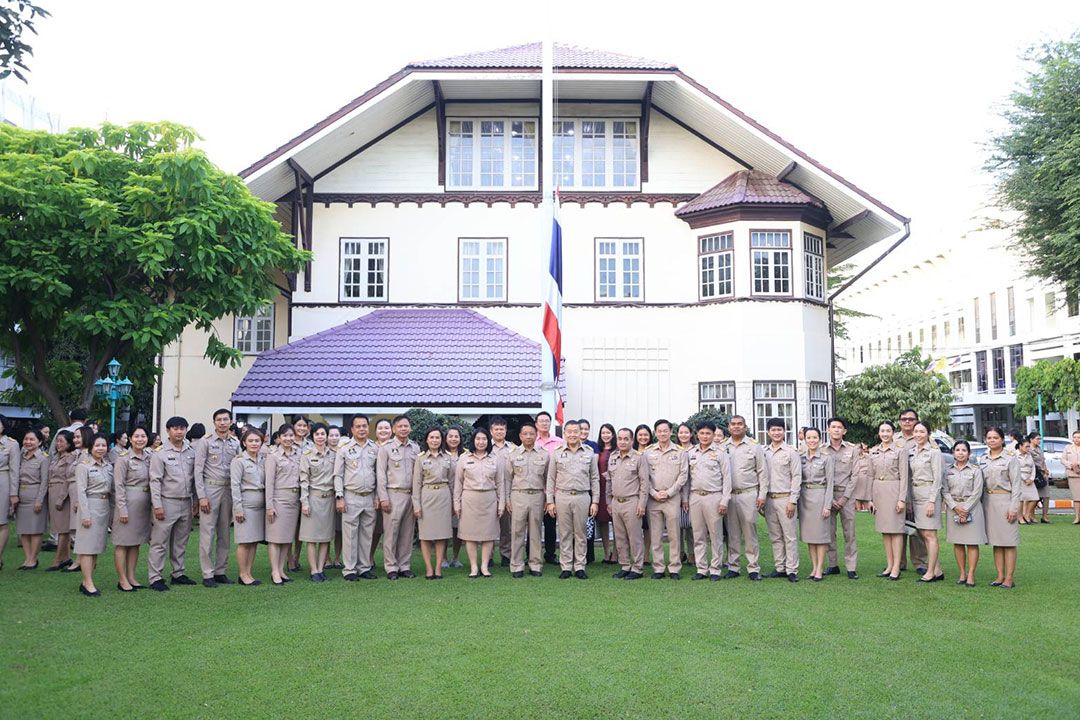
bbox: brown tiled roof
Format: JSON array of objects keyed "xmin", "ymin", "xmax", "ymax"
[
  {"xmin": 407, "ymin": 42, "xmax": 676, "ymax": 71},
  {"xmin": 675, "ymin": 170, "xmax": 825, "ymax": 216}
]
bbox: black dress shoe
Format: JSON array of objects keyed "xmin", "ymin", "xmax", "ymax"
[
  {"xmin": 500, "ymin": 557, "xmax": 511, "ymax": 567},
  {"xmin": 343, "ymin": 573, "xmax": 359, "ymax": 581},
  {"xmin": 288, "ymin": 564, "xmax": 302, "ymax": 573},
  {"xmin": 691, "ymin": 573, "xmax": 707, "ymax": 580},
  {"xmin": 170, "ymin": 574, "xmax": 196, "ymax": 586},
  {"xmin": 878, "ymin": 571, "xmax": 891, "ymax": 578},
  {"xmin": 748, "ymin": 572, "xmax": 762, "ymax": 581},
  {"xmin": 18, "ymin": 562, "xmax": 39, "ymax": 571},
  {"xmin": 281, "ymin": 576, "xmax": 294, "ymax": 583},
  {"xmin": 574, "ymin": 570, "xmax": 588, "ymax": 579},
  {"xmin": 824, "ymin": 566, "xmax": 840, "ymax": 576},
  {"xmin": 239, "ymin": 578, "xmax": 262, "ymax": 586},
  {"xmin": 558, "ymin": 570, "xmax": 572, "ymax": 579},
  {"xmin": 213, "ymin": 574, "xmax": 234, "ymax": 585},
  {"xmin": 932, "ymin": 574, "xmax": 945, "ymax": 582},
  {"xmin": 272, "ymin": 578, "xmax": 285, "ymax": 586},
  {"xmin": 809, "ymin": 575, "xmax": 823, "ymax": 582},
  {"xmin": 528, "ymin": 570, "xmax": 543, "ymax": 577},
  {"xmin": 915, "ymin": 567, "xmax": 927, "ymax": 576},
  {"xmin": 612, "ymin": 569, "xmax": 629, "ymax": 579},
  {"xmin": 990, "ymin": 580, "xmax": 1004, "ymax": 587},
  {"xmin": 79, "ymin": 584, "xmax": 101, "ymax": 597},
  {"xmin": 149, "ymin": 580, "xmax": 170, "ymax": 592},
  {"xmin": 425, "ymin": 574, "xmax": 435, "ymax": 580},
  {"xmin": 624, "ymin": 571, "xmax": 643, "ymax": 580},
  {"xmin": 511, "ymin": 571, "xmax": 524, "ymax": 578},
  {"xmin": 669, "ymin": 572, "xmax": 681, "ymax": 580},
  {"xmin": 544, "ymin": 557, "xmax": 559, "ymax": 565},
  {"xmin": 788, "ymin": 573, "xmax": 799, "ymax": 583},
  {"xmin": 480, "ymin": 571, "xmax": 493, "ymax": 578},
  {"xmin": 117, "ymin": 583, "xmax": 135, "ymax": 592},
  {"xmin": 202, "ymin": 578, "xmax": 218, "ymax": 588},
  {"xmin": 651, "ymin": 572, "xmax": 666, "ymax": 580},
  {"xmin": 400, "ymin": 570, "xmax": 416, "ymax": 579},
  {"xmin": 887, "ymin": 574, "xmax": 901, "ymax": 581},
  {"xmin": 468, "ymin": 572, "xmax": 480, "ymax": 579},
  {"xmin": 722, "ymin": 570, "xmax": 740, "ymax": 579},
  {"xmin": 45, "ymin": 564, "xmax": 64, "ymax": 572},
  {"xmin": 41, "ymin": 540, "xmax": 58, "ymax": 551},
  {"xmin": 847, "ymin": 571, "xmax": 859, "ymax": 580},
  {"xmin": 310, "ymin": 574, "xmax": 325, "ymax": 583},
  {"xmin": 765, "ymin": 570, "xmax": 785, "ymax": 579},
  {"xmin": 359, "ymin": 570, "xmax": 377, "ymax": 580},
  {"xmin": 386, "ymin": 572, "xmax": 399, "ymax": 581},
  {"xmin": 709, "ymin": 574, "xmax": 722, "ymax": 582},
  {"xmin": 917, "ymin": 576, "xmax": 933, "ymax": 583}
]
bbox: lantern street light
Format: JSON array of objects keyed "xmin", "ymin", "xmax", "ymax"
[{"xmin": 93, "ymin": 358, "xmax": 133, "ymax": 434}]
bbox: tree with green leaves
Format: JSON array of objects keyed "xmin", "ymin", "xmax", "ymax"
[
  {"xmin": 0, "ymin": 121, "xmax": 307, "ymax": 425},
  {"xmin": 835, "ymin": 348, "xmax": 953, "ymax": 445},
  {"xmin": 989, "ymin": 33, "xmax": 1080, "ymax": 295},
  {"xmin": 1014, "ymin": 358, "xmax": 1080, "ymax": 418},
  {"xmin": 404, "ymin": 408, "xmax": 475, "ymax": 447},
  {"xmin": 683, "ymin": 406, "xmax": 731, "ymax": 434},
  {"xmin": 0, "ymin": 1, "xmax": 48, "ymax": 81}
]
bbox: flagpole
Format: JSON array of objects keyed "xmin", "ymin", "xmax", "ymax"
[{"xmin": 540, "ymin": 38, "xmax": 558, "ymax": 421}]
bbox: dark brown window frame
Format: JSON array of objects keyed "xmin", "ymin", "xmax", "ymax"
[
  {"xmin": 697, "ymin": 231, "xmax": 735, "ymax": 302},
  {"xmin": 748, "ymin": 228, "xmax": 794, "ymax": 298}
]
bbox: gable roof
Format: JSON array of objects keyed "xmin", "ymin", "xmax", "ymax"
[
  {"xmin": 406, "ymin": 42, "xmax": 677, "ymax": 71},
  {"xmin": 675, "ymin": 170, "xmax": 825, "ymax": 217}
]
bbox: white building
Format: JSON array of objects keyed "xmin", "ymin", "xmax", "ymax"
[
  {"xmin": 838, "ymin": 227, "xmax": 1080, "ymax": 439},
  {"xmin": 156, "ymin": 42, "xmax": 908, "ymax": 443}
]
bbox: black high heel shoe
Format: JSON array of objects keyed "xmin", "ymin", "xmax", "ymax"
[
  {"xmin": 79, "ymin": 584, "xmax": 101, "ymax": 597},
  {"xmin": 116, "ymin": 583, "xmax": 135, "ymax": 593}
]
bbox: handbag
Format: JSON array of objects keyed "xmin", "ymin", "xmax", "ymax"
[{"xmin": 1034, "ymin": 466, "xmax": 1047, "ymax": 490}]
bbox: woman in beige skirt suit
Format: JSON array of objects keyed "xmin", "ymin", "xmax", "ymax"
[
  {"xmin": 231, "ymin": 428, "xmax": 266, "ymax": 586},
  {"xmin": 909, "ymin": 421, "xmax": 944, "ymax": 582},
  {"xmin": 444, "ymin": 427, "xmax": 465, "ymax": 569},
  {"xmin": 74, "ymin": 434, "xmax": 113, "ymax": 597},
  {"xmin": 14, "ymin": 428, "xmax": 49, "ymax": 569},
  {"xmin": 979, "ymin": 427, "xmax": 1021, "ymax": 588},
  {"xmin": 299, "ymin": 423, "xmax": 336, "ymax": 582},
  {"xmin": 368, "ymin": 419, "xmax": 394, "ymax": 569},
  {"xmin": 111, "ymin": 426, "xmax": 152, "ymax": 591},
  {"xmin": 799, "ymin": 428, "xmax": 834, "ymax": 581},
  {"xmin": 868, "ymin": 421, "xmax": 909, "ymax": 580},
  {"xmin": 68, "ymin": 426, "xmax": 95, "ymax": 537},
  {"xmin": 412, "ymin": 427, "xmax": 454, "ymax": 579},
  {"xmin": 943, "ymin": 440, "xmax": 986, "ymax": 587},
  {"xmin": 1064, "ymin": 430, "xmax": 1080, "ymax": 525},
  {"xmin": 453, "ymin": 428, "xmax": 505, "ymax": 578},
  {"xmin": 0, "ymin": 417, "xmax": 21, "ymax": 569},
  {"xmin": 328, "ymin": 425, "xmax": 344, "ymax": 570},
  {"xmin": 45, "ymin": 430, "xmax": 78, "ymax": 571},
  {"xmin": 1015, "ymin": 436, "xmax": 1038, "ymax": 524},
  {"xmin": 265, "ymin": 424, "xmax": 302, "ymax": 585}
]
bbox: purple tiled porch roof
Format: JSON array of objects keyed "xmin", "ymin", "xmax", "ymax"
[
  {"xmin": 231, "ymin": 309, "xmax": 542, "ymax": 407},
  {"xmin": 675, "ymin": 170, "xmax": 825, "ymax": 217},
  {"xmin": 407, "ymin": 42, "xmax": 676, "ymax": 71}
]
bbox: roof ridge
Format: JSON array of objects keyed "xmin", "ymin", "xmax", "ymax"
[{"xmin": 735, "ymin": 171, "xmax": 750, "ymax": 203}]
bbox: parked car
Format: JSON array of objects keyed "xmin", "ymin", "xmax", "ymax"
[{"xmin": 1038, "ymin": 436, "xmax": 1070, "ymax": 486}]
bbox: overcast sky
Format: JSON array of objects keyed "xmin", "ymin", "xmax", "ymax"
[{"xmin": 14, "ymin": 1, "xmax": 1080, "ymax": 269}]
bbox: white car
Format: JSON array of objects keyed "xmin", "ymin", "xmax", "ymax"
[{"xmin": 1038, "ymin": 436, "xmax": 1070, "ymax": 483}]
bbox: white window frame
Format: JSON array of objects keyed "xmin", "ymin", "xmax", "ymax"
[
  {"xmin": 804, "ymin": 233, "xmax": 825, "ymax": 301},
  {"xmin": 809, "ymin": 382, "xmax": 829, "ymax": 432},
  {"xmin": 699, "ymin": 232, "xmax": 734, "ymax": 300},
  {"xmin": 551, "ymin": 119, "xmax": 640, "ymax": 190},
  {"xmin": 339, "ymin": 237, "xmax": 388, "ymax": 303},
  {"xmin": 595, "ymin": 238, "xmax": 643, "ymax": 302},
  {"xmin": 753, "ymin": 380, "xmax": 796, "ymax": 445},
  {"xmin": 234, "ymin": 304, "xmax": 274, "ymax": 355},
  {"xmin": 699, "ymin": 381, "xmax": 736, "ymax": 415},
  {"xmin": 750, "ymin": 230, "xmax": 792, "ymax": 296},
  {"xmin": 446, "ymin": 118, "xmax": 538, "ymax": 190},
  {"xmin": 458, "ymin": 238, "xmax": 507, "ymax": 303}
]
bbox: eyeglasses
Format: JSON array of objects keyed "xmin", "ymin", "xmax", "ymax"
[{"xmin": 899, "ymin": 417, "xmax": 917, "ymax": 422}]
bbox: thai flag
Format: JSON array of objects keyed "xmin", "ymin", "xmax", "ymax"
[{"xmin": 542, "ymin": 192, "xmax": 565, "ymax": 424}]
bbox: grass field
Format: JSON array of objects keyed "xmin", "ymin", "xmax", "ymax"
[{"xmin": 2, "ymin": 512, "xmax": 1079, "ymax": 719}]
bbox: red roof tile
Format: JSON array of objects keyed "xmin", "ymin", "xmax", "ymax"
[
  {"xmin": 675, "ymin": 170, "xmax": 825, "ymax": 217},
  {"xmin": 407, "ymin": 42, "xmax": 676, "ymax": 71}
]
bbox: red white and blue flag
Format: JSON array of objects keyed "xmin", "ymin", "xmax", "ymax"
[{"xmin": 542, "ymin": 192, "xmax": 565, "ymax": 424}]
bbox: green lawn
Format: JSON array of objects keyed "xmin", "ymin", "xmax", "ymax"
[{"xmin": 2, "ymin": 513, "xmax": 1078, "ymax": 719}]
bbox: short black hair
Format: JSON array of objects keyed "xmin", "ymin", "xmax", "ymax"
[
  {"xmin": 423, "ymin": 426, "xmax": 445, "ymax": 445},
  {"xmin": 277, "ymin": 422, "xmax": 295, "ymax": 437},
  {"xmin": 577, "ymin": 418, "xmax": 591, "ymax": 426},
  {"xmin": 952, "ymin": 440, "xmax": 971, "ymax": 454},
  {"xmin": 766, "ymin": 418, "xmax": 786, "ymax": 431},
  {"xmin": 563, "ymin": 420, "xmax": 581, "ymax": 430},
  {"xmin": 519, "ymin": 419, "xmax": 536, "ymax": 433},
  {"xmin": 212, "ymin": 408, "xmax": 232, "ymax": 421},
  {"xmin": 290, "ymin": 415, "xmax": 310, "ymax": 426},
  {"xmin": 348, "ymin": 413, "xmax": 370, "ymax": 429},
  {"xmin": 729, "ymin": 415, "xmax": 746, "ymax": 424},
  {"xmin": 653, "ymin": 419, "xmax": 672, "ymax": 431},
  {"xmin": 470, "ymin": 427, "xmax": 491, "ymax": 452},
  {"xmin": 186, "ymin": 423, "xmax": 206, "ymax": 441},
  {"xmin": 391, "ymin": 415, "xmax": 410, "ymax": 427},
  {"xmin": 310, "ymin": 422, "xmax": 328, "ymax": 437},
  {"xmin": 1026, "ymin": 431, "xmax": 1041, "ymax": 441},
  {"xmin": 489, "ymin": 415, "xmax": 508, "ymax": 428},
  {"xmin": 89, "ymin": 432, "xmax": 110, "ymax": 450},
  {"xmin": 899, "ymin": 409, "xmax": 919, "ymax": 420},
  {"xmin": 165, "ymin": 416, "xmax": 189, "ymax": 430},
  {"xmin": 878, "ymin": 420, "xmax": 896, "ymax": 431},
  {"xmin": 54, "ymin": 429, "xmax": 76, "ymax": 453},
  {"xmin": 536, "ymin": 411, "xmax": 552, "ymax": 421},
  {"xmin": 696, "ymin": 420, "xmax": 717, "ymax": 432},
  {"xmin": 827, "ymin": 417, "xmax": 848, "ymax": 429},
  {"xmin": 804, "ymin": 427, "xmax": 822, "ymax": 439},
  {"xmin": 22, "ymin": 427, "xmax": 45, "ymax": 445},
  {"xmin": 70, "ymin": 408, "xmax": 89, "ymax": 421}
]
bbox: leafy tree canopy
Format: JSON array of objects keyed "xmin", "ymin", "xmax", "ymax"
[
  {"xmin": 0, "ymin": 1, "xmax": 49, "ymax": 81},
  {"xmin": 1014, "ymin": 358, "xmax": 1080, "ymax": 417}
]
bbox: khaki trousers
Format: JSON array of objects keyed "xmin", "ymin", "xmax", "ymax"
[
  {"xmin": 903, "ymin": 531, "xmax": 928, "ymax": 570},
  {"xmin": 149, "ymin": 496, "xmax": 193, "ymax": 584},
  {"xmin": 648, "ymin": 496, "xmax": 681, "ymax": 574},
  {"xmin": 611, "ymin": 496, "xmax": 644, "ymax": 573},
  {"xmin": 509, "ymin": 491, "xmax": 544, "ymax": 572},
  {"xmin": 765, "ymin": 496, "xmax": 799, "ymax": 574},
  {"xmin": 689, "ymin": 492, "xmax": 725, "ymax": 575},
  {"xmin": 555, "ymin": 492, "xmax": 590, "ymax": 571},
  {"xmin": 499, "ymin": 509, "xmax": 512, "ymax": 560},
  {"xmin": 341, "ymin": 491, "xmax": 376, "ymax": 576},
  {"xmin": 382, "ymin": 492, "xmax": 415, "ymax": 574},
  {"xmin": 725, "ymin": 492, "xmax": 761, "ymax": 573},
  {"xmin": 827, "ymin": 496, "xmax": 858, "ymax": 571},
  {"xmin": 198, "ymin": 483, "xmax": 232, "ymax": 579}
]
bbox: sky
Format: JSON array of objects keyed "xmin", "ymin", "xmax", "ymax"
[{"xmin": 12, "ymin": 0, "xmax": 1080, "ymax": 273}]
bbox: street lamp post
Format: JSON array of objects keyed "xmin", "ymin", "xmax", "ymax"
[{"xmin": 94, "ymin": 358, "xmax": 133, "ymax": 435}]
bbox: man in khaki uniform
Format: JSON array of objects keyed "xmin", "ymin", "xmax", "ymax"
[
  {"xmin": 686, "ymin": 421, "xmax": 730, "ymax": 581},
  {"xmin": 194, "ymin": 408, "xmax": 240, "ymax": 587},
  {"xmin": 763, "ymin": 418, "xmax": 802, "ymax": 582},
  {"xmin": 644, "ymin": 419, "xmax": 689, "ymax": 580},
  {"xmin": 148, "ymin": 416, "xmax": 198, "ymax": 591},
  {"xmin": 822, "ymin": 416, "xmax": 861, "ymax": 579},
  {"xmin": 607, "ymin": 427, "xmax": 650, "ymax": 580},
  {"xmin": 894, "ymin": 409, "xmax": 927, "ymax": 574},
  {"xmin": 506, "ymin": 420, "xmax": 548, "ymax": 578},
  {"xmin": 376, "ymin": 415, "xmax": 420, "ymax": 579},
  {"xmin": 723, "ymin": 415, "xmax": 767, "ymax": 580},
  {"xmin": 545, "ymin": 420, "xmax": 599, "ymax": 579},
  {"xmin": 489, "ymin": 416, "xmax": 517, "ymax": 568},
  {"xmin": 334, "ymin": 413, "xmax": 380, "ymax": 580}
]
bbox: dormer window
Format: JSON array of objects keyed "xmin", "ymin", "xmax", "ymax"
[
  {"xmin": 552, "ymin": 119, "xmax": 639, "ymax": 189},
  {"xmin": 447, "ymin": 119, "xmax": 537, "ymax": 189}
]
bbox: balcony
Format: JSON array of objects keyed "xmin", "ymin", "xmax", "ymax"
[{"xmin": 951, "ymin": 382, "xmax": 1016, "ymax": 406}]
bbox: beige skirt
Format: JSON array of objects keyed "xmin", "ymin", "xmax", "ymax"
[
  {"xmin": 235, "ymin": 491, "xmax": 265, "ymax": 544},
  {"xmin": 299, "ymin": 491, "xmax": 335, "ymax": 543},
  {"xmin": 48, "ymin": 484, "xmax": 70, "ymax": 534},
  {"xmin": 68, "ymin": 480, "xmax": 79, "ymax": 532},
  {"xmin": 1019, "ymin": 480, "xmax": 1038, "ymax": 502},
  {"xmin": 873, "ymin": 480, "xmax": 906, "ymax": 534},
  {"xmin": 16, "ymin": 484, "xmax": 48, "ymax": 534},
  {"xmin": 0, "ymin": 471, "xmax": 9, "ymax": 525},
  {"xmin": 111, "ymin": 486, "xmax": 152, "ymax": 546},
  {"xmin": 983, "ymin": 493, "xmax": 1020, "ymax": 547},
  {"xmin": 267, "ymin": 494, "xmax": 300, "ymax": 544},
  {"xmin": 911, "ymin": 487, "xmax": 941, "ymax": 531},
  {"xmin": 946, "ymin": 501, "xmax": 987, "ymax": 545},
  {"xmin": 458, "ymin": 489, "xmax": 499, "ymax": 542},
  {"xmin": 798, "ymin": 487, "xmax": 831, "ymax": 544},
  {"xmin": 418, "ymin": 485, "xmax": 453, "ymax": 540},
  {"xmin": 1068, "ymin": 477, "xmax": 1080, "ymax": 502},
  {"xmin": 74, "ymin": 496, "xmax": 111, "ymax": 555}
]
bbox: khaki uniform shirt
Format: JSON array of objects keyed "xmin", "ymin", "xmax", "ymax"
[
  {"xmin": 868, "ymin": 441, "xmax": 910, "ymax": 498},
  {"xmin": 19, "ymin": 448, "xmax": 49, "ymax": 506},
  {"xmin": 149, "ymin": 440, "xmax": 195, "ymax": 508},
  {"xmin": 0, "ymin": 434, "xmax": 21, "ymax": 500},
  {"xmin": 413, "ymin": 450, "xmax": 455, "ymax": 513},
  {"xmin": 942, "ymin": 463, "xmax": 983, "ymax": 513},
  {"xmin": 1064, "ymin": 444, "xmax": 1080, "ymax": 479},
  {"xmin": 48, "ymin": 451, "xmax": 78, "ymax": 507},
  {"xmin": 230, "ymin": 453, "xmax": 265, "ymax": 513},
  {"xmin": 820, "ymin": 440, "xmax": 860, "ymax": 501},
  {"xmin": 300, "ymin": 445, "xmax": 336, "ymax": 504},
  {"xmin": 907, "ymin": 443, "xmax": 943, "ymax": 505},
  {"xmin": 764, "ymin": 442, "xmax": 802, "ymax": 503},
  {"xmin": 76, "ymin": 456, "xmax": 113, "ymax": 506},
  {"xmin": 606, "ymin": 449, "xmax": 651, "ymax": 513},
  {"xmin": 265, "ymin": 446, "xmax": 301, "ymax": 508},
  {"xmin": 194, "ymin": 433, "xmax": 241, "ymax": 499},
  {"xmin": 545, "ymin": 444, "xmax": 600, "ymax": 504},
  {"xmin": 113, "ymin": 449, "xmax": 151, "ymax": 517},
  {"xmin": 800, "ymin": 451, "xmax": 834, "ymax": 497},
  {"xmin": 490, "ymin": 440, "xmax": 517, "ymax": 497},
  {"xmin": 333, "ymin": 437, "xmax": 379, "ymax": 496},
  {"xmin": 978, "ymin": 451, "xmax": 1022, "ymax": 513},
  {"xmin": 453, "ymin": 451, "xmax": 506, "ymax": 513},
  {"xmin": 687, "ymin": 443, "xmax": 731, "ymax": 506},
  {"xmin": 376, "ymin": 438, "xmax": 420, "ymax": 502},
  {"xmin": 644, "ymin": 443, "xmax": 688, "ymax": 501},
  {"xmin": 727, "ymin": 438, "xmax": 767, "ymax": 501},
  {"xmin": 507, "ymin": 445, "xmax": 550, "ymax": 492}
]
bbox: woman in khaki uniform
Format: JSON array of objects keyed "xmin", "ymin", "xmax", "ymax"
[
  {"xmin": 111, "ymin": 426, "xmax": 152, "ymax": 591},
  {"xmin": 0, "ymin": 416, "xmax": 20, "ymax": 568},
  {"xmin": 453, "ymin": 428, "xmax": 505, "ymax": 578},
  {"xmin": 299, "ymin": 423, "xmax": 336, "ymax": 582},
  {"xmin": 68, "ymin": 427, "xmax": 95, "ymax": 538},
  {"xmin": 265, "ymin": 424, "xmax": 302, "ymax": 585},
  {"xmin": 942, "ymin": 440, "xmax": 985, "ymax": 587},
  {"xmin": 799, "ymin": 427, "xmax": 834, "ymax": 581},
  {"xmin": 74, "ymin": 434, "xmax": 113, "ymax": 597},
  {"xmin": 908, "ymin": 422, "xmax": 944, "ymax": 582},
  {"xmin": 1066, "ymin": 430, "xmax": 1080, "ymax": 524},
  {"xmin": 868, "ymin": 421, "xmax": 909, "ymax": 580},
  {"xmin": 45, "ymin": 430, "xmax": 77, "ymax": 571},
  {"xmin": 1015, "ymin": 436, "xmax": 1038, "ymax": 524},
  {"xmin": 444, "ymin": 426, "xmax": 466, "ymax": 570},
  {"xmin": 368, "ymin": 419, "xmax": 394, "ymax": 568},
  {"xmin": 327, "ymin": 425, "xmax": 344, "ymax": 570},
  {"xmin": 1029, "ymin": 433, "xmax": 1051, "ymax": 523},
  {"xmin": 979, "ymin": 427, "xmax": 1021, "ymax": 588},
  {"xmin": 13, "ymin": 428, "xmax": 49, "ymax": 569},
  {"xmin": 413, "ymin": 427, "xmax": 454, "ymax": 579},
  {"xmin": 231, "ymin": 428, "xmax": 266, "ymax": 586}
]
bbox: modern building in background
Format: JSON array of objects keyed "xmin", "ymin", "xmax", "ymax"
[
  {"xmin": 156, "ymin": 42, "xmax": 908, "ymax": 441},
  {"xmin": 839, "ymin": 227, "xmax": 1080, "ymax": 439}
]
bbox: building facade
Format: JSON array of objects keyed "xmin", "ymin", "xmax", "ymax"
[{"xmin": 157, "ymin": 42, "xmax": 907, "ymax": 442}]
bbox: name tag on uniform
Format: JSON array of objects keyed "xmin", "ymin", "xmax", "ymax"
[
  {"xmin": 210, "ymin": 454, "xmax": 219, "ymax": 462},
  {"xmin": 422, "ymin": 459, "xmax": 433, "ymax": 469},
  {"xmin": 311, "ymin": 458, "xmax": 321, "ymax": 466},
  {"xmin": 348, "ymin": 459, "xmax": 358, "ymax": 469}
]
